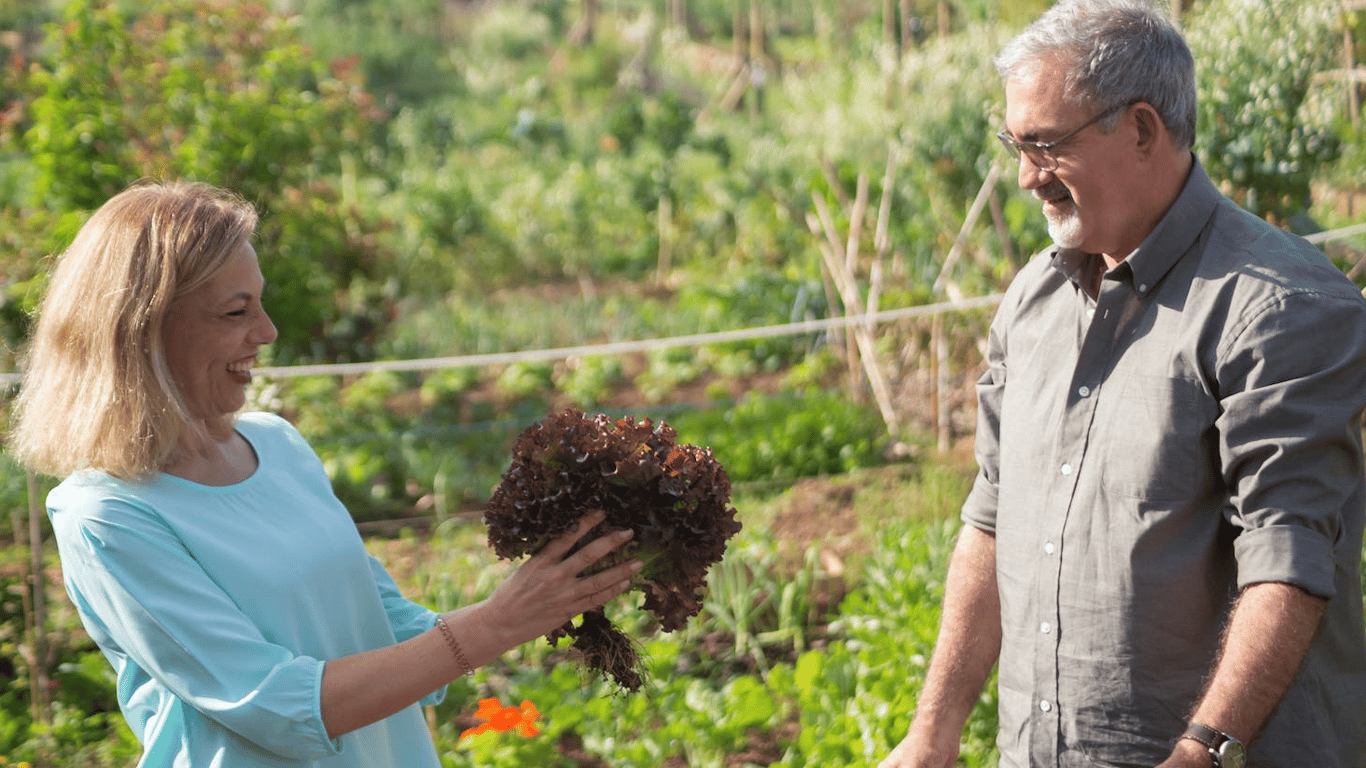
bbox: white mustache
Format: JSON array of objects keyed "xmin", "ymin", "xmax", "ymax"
[{"xmin": 1035, "ymin": 181, "xmax": 1069, "ymax": 201}]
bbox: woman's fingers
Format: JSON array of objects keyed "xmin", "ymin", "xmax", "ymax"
[
  {"xmin": 492, "ymin": 512, "xmax": 642, "ymax": 640},
  {"xmin": 570, "ymin": 558, "xmax": 642, "ymax": 615},
  {"xmin": 562, "ymin": 526, "xmax": 635, "ymax": 575},
  {"xmin": 535, "ymin": 510, "xmax": 607, "ymax": 562}
]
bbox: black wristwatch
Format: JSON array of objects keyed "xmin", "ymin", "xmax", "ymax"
[{"xmin": 1180, "ymin": 722, "xmax": 1246, "ymax": 768}]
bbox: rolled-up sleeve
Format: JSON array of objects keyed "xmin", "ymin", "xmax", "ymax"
[
  {"xmin": 1216, "ymin": 290, "xmax": 1366, "ymax": 598},
  {"xmin": 962, "ymin": 287, "xmax": 1021, "ymax": 534}
]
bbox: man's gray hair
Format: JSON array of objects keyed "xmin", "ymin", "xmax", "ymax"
[{"xmin": 995, "ymin": 0, "xmax": 1197, "ymax": 151}]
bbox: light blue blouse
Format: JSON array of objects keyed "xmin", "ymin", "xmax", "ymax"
[{"xmin": 47, "ymin": 412, "xmax": 445, "ymax": 768}]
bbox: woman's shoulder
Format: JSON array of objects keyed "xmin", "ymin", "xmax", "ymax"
[
  {"xmin": 234, "ymin": 410, "xmax": 296, "ymax": 434},
  {"xmin": 235, "ymin": 411, "xmax": 327, "ymax": 477},
  {"xmin": 47, "ymin": 469, "xmax": 160, "ymax": 532},
  {"xmin": 235, "ymin": 411, "xmax": 310, "ymax": 453}
]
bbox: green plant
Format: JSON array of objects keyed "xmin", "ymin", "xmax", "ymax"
[
  {"xmin": 495, "ymin": 361, "xmax": 555, "ymax": 401},
  {"xmin": 553, "ymin": 356, "xmax": 624, "ymax": 408},
  {"xmin": 767, "ymin": 517, "xmax": 998, "ymax": 768},
  {"xmin": 701, "ymin": 533, "xmax": 820, "ymax": 679},
  {"xmin": 670, "ymin": 390, "xmax": 888, "ymax": 483},
  {"xmin": 1, "ymin": 0, "xmax": 387, "ymax": 362},
  {"xmin": 1188, "ymin": 0, "xmax": 1341, "ymax": 222}
]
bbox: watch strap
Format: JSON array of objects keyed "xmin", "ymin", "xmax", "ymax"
[{"xmin": 1180, "ymin": 722, "xmax": 1230, "ymax": 767}]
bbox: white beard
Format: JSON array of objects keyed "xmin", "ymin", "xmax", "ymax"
[{"xmin": 1046, "ymin": 205, "xmax": 1084, "ymax": 250}]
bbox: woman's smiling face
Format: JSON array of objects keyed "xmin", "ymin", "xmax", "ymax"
[{"xmin": 163, "ymin": 240, "xmax": 277, "ymax": 424}]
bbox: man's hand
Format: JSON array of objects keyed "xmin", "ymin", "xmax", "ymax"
[{"xmin": 877, "ymin": 729, "xmax": 959, "ymax": 768}]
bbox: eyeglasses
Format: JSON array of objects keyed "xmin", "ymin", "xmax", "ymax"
[{"xmin": 996, "ymin": 101, "xmax": 1134, "ymax": 172}]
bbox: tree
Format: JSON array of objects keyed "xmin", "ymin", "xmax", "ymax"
[{"xmin": 1, "ymin": 0, "xmax": 388, "ymax": 362}]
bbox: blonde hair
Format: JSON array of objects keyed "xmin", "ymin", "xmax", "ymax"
[{"xmin": 11, "ymin": 181, "xmax": 258, "ymax": 480}]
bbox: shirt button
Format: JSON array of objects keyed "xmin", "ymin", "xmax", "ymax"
[
  {"xmin": 1040, "ymin": 621, "xmax": 1051, "ymax": 634},
  {"xmin": 1060, "ymin": 463, "xmax": 1072, "ymax": 476},
  {"xmin": 1077, "ymin": 385, "xmax": 1090, "ymax": 397},
  {"xmin": 1044, "ymin": 541, "xmax": 1055, "ymax": 555},
  {"xmin": 1139, "ymin": 283, "xmax": 1149, "ymax": 292},
  {"xmin": 1039, "ymin": 699, "xmax": 1052, "ymax": 713}
]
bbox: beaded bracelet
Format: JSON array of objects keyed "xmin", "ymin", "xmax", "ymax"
[{"xmin": 435, "ymin": 614, "xmax": 474, "ymax": 677}]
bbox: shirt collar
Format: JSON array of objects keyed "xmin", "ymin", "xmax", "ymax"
[{"xmin": 1050, "ymin": 155, "xmax": 1221, "ymax": 296}]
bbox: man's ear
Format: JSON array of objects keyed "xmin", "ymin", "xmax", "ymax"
[{"xmin": 1132, "ymin": 102, "xmax": 1163, "ymax": 157}]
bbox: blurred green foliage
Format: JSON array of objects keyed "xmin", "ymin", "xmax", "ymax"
[
  {"xmin": 0, "ymin": 0, "xmax": 385, "ymax": 363},
  {"xmin": 1189, "ymin": 0, "xmax": 1342, "ymax": 222}
]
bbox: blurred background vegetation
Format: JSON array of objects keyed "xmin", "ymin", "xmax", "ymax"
[{"xmin": 0, "ymin": 0, "xmax": 1363, "ymax": 765}]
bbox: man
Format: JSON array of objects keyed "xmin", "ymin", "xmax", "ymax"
[{"xmin": 879, "ymin": 1, "xmax": 1366, "ymax": 767}]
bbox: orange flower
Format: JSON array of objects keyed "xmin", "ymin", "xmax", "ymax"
[
  {"xmin": 515, "ymin": 700, "xmax": 541, "ymax": 737},
  {"xmin": 459, "ymin": 697, "xmax": 542, "ymax": 740}
]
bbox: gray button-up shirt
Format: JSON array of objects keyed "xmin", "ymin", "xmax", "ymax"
[{"xmin": 962, "ymin": 159, "xmax": 1366, "ymax": 768}]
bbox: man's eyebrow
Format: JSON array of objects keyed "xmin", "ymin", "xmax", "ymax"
[{"xmin": 1007, "ymin": 124, "xmax": 1051, "ymax": 143}]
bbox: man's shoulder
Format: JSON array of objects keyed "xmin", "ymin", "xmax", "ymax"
[{"xmin": 1200, "ymin": 199, "xmax": 1363, "ymax": 304}]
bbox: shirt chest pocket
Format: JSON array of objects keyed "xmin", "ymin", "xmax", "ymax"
[{"xmin": 1100, "ymin": 375, "xmax": 1220, "ymax": 502}]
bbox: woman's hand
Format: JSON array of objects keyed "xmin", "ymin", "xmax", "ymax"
[
  {"xmin": 319, "ymin": 511, "xmax": 639, "ymax": 739},
  {"xmin": 477, "ymin": 510, "xmax": 641, "ymax": 650}
]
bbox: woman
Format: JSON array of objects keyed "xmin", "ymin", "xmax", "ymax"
[{"xmin": 10, "ymin": 180, "xmax": 641, "ymax": 767}]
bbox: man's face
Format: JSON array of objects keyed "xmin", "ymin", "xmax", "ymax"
[{"xmin": 1003, "ymin": 58, "xmax": 1138, "ymax": 259}]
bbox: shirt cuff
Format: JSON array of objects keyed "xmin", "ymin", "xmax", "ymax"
[
  {"xmin": 960, "ymin": 473, "xmax": 999, "ymax": 534},
  {"xmin": 1233, "ymin": 523, "xmax": 1337, "ymax": 599},
  {"xmin": 313, "ymin": 659, "xmax": 345, "ymax": 756}
]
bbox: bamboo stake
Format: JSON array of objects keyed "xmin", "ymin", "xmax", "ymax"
[
  {"xmin": 988, "ymin": 186, "xmax": 1018, "ymax": 274},
  {"xmin": 870, "ymin": 149, "xmax": 897, "ymax": 344},
  {"xmin": 933, "ymin": 158, "xmax": 1003, "ymax": 299},
  {"xmin": 929, "ymin": 159, "xmax": 1004, "ymax": 451},
  {"xmin": 811, "ymin": 192, "xmax": 859, "ymax": 391},
  {"xmin": 846, "ymin": 172, "xmax": 871, "ymax": 395},
  {"xmin": 748, "ymin": 0, "xmax": 763, "ymax": 120},
  {"xmin": 698, "ymin": 61, "xmax": 748, "ymax": 121},
  {"xmin": 899, "ymin": 0, "xmax": 913, "ymax": 53},
  {"xmin": 25, "ymin": 470, "xmax": 50, "ymax": 724},
  {"xmin": 1346, "ymin": 18, "xmax": 1360, "ymax": 131},
  {"xmin": 845, "ymin": 172, "xmax": 869, "ymax": 278},
  {"xmin": 874, "ymin": 149, "xmax": 897, "ymax": 259},
  {"xmin": 806, "ymin": 211, "xmax": 845, "ymax": 332},
  {"xmin": 820, "ymin": 159, "xmax": 851, "ymax": 210},
  {"xmin": 934, "ymin": 313, "xmax": 950, "ymax": 452},
  {"xmin": 810, "ymin": 193, "xmax": 900, "ymax": 435}
]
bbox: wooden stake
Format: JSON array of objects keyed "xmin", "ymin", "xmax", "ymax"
[
  {"xmin": 24, "ymin": 470, "xmax": 50, "ymax": 724},
  {"xmin": 810, "ymin": 192, "xmax": 900, "ymax": 435},
  {"xmin": 933, "ymin": 159, "xmax": 1003, "ymax": 300}
]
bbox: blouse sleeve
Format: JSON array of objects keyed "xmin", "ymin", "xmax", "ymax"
[
  {"xmin": 52, "ymin": 495, "xmax": 343, "ymax": 762},
  {"xmin": 366, "ymin": 554, "xmax": 449, "ymax": 706}
]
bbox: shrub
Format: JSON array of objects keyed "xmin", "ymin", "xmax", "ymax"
[
  {"xmin": 1188, "ymin": 0, "xmax": 1341, "ymax": 221},
  {"xmin": 669, "ymin": 390, "xmax": 888, "ymax": 483}
]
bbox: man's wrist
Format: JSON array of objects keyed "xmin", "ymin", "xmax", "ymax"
[
  {"xmin": 1178, "ymin": 722, "xmax": 1246, "ymax": 768},
  {"xmin": 1166, "ymin": 736, "xmax": 1215, "ymax": 768}
]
